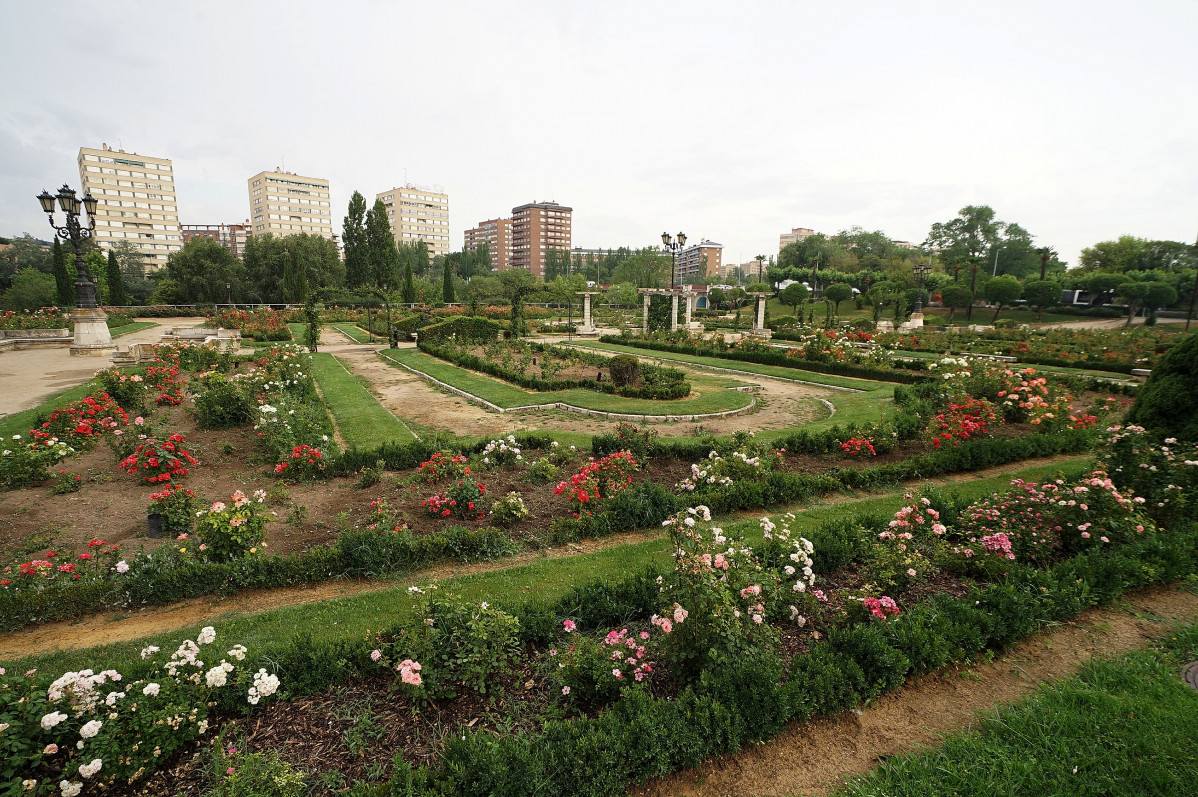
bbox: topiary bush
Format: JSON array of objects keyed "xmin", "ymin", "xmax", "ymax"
[
  {"xmin": 607, "ymin": 354, "xmax": 640, "ymax": 387},
  {"xmin": 1125, "ymin": 332, "xmax": 1198, "ymax": 442}
]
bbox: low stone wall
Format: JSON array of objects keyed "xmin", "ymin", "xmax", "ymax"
[{"xmin": 0, "ymin": 328, "xmax": 70, "ymax": 339}]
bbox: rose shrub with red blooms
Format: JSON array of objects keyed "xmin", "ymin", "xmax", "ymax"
[
  {"xmin": 273, "ymin": 444, "xmax": 326, "ymax": 480},
  {"xmin": 554, "ymin": 450, "xmax": 639, "ymax": 516},
  {"xmin": 144, "ymin": 364, "xmax": 186, "ymax": 406},
  {"xmin": 927, "ymin": 396, "xmax": 999, "ymax": 449},
  {"xmin": 30, "ymin": 392, "xmax": 127, "ymax": 449},
  {"xmin": 1, "ymin": 540, "xmax": 124, "ymax": 594},
  {"xmin": 840, "ymin": 437, "xmax": 877, "ymax": 457},
  {"xmin": 417, "ymin": 452, "xmax": 471, "ymax": 484},
  {"xmin": 120, "ymin": 433, "xmax": 198, "ymax": 484},
  {"xmin": 422, "ymin": 480, "xmax": 488, "ymax": 520}
]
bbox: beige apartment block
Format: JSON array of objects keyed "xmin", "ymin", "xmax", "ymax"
[
  {"xmin": 674, "ymin": 239, "xmax": 724, "ymax": 283},
  {"xmin": 377, "ymin": 185, "xmax": 450, "ymax": 260},
  {"xmin": 464, "ymin": 217, "xmax": 512, "ymax": 271},
  {"xmin": 779, "ymin": 226, "xmax": 816, "ymax": 250},
  {"xmin": 511, "ymin": 201, "xmax": 571, "ymax": 279},
  {"xmin": 248, "ymin": 169, "xmax": 334, "ymax": 240},
  {"xmin": 77, "ymin": 144, "xmax": 182, "ymax": 270}
]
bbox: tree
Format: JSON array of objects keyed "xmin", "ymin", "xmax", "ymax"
[
  {"xmin": 604, "ymin": 282, "xmax": 638, "ymax": 308},
  {"xmin": 983, "ymin": 274, "xmax": 1023, "ymax": 323},
  {"xmin": 84, "ymin": 252, "xmax": 108, "ymax": 304},
  {"xmin": 401, "ymin": 260, "xmax": 416, "ymax": 304},
  {"xmin": 110, "ymin": 240, "xmax": 152, "ymax": 303},
  {"xmin": 0, "ymin": 234, "xmax": 52, "ymax": 290},
  {"xmin": 940, "ymin": 284, "xmax": 973, "ymax": 322},
  {"xmin": 1117, "ymin": 281, "xmax": 1150, "ymax": 327},
  {"xmin": 466, "ymin": 275, "xmax": 500, "ymax": 314},
  {"xmin": 163, "ymin": 238, "xmax": 246, "ymax": 304},
  {"xmin": 1022, "ymin": 279, "xmax": 1062, "ymax": 322},
  {"xmin": 1078, "ymin": 236, "xmax": 1194, "ymax": 274},
  {"xmin": 343, "ymin": 191, "xmax": 369, "ymax": 289},
  {"xmin": 2, "ymin": 268, "xmax": 56, "ymax": 311},
  {"xmin": 499, "ymin": 269, "xmax": 535, "ymax": 336},
  {"xmin": 106, "ymin": 250, "xmax": 128, "ymax": 306},
  {"xmin": 51, "ymin": 238, "xmax": 73, "ymax": 307},
  {"xmin": 1080, "ymin": 272, "xmax": 1124, "ymax": 305},
  {"xmin": 824, "ymin": 283, "xmax": 853, "ymax": 316},
  {"xmin": 1142, "ymin": 282, "xmax": 1178, "ymax": 325},
  {"xmin": 303, "ymin": 293, "xmax": 320, "ymax": 352},
  {"xmin": 924, "ymin": 206, "xmax": 1001, "ymax": 270},
  {"xmin": 366, "ymin": 199, "xmax": 400, "ymax": 289},
  {"xmin": 707, "ymin": 286, "xmax": 727, "ymax": 311},
  {"xmin": 777, "ymin": 283, "xmax": 809, "ymax": 317},
  {"xmin": 611, "ymin": 250, "xmax": 670, "ymax": 288},
  {"xmin": 442, "ymin": 258, "xmax": 456, "ymax": 303}
]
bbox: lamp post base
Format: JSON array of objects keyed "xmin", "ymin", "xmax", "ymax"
[{"xmin": 69, "ymin": 307, "xmax": 115, "ymax": 356}]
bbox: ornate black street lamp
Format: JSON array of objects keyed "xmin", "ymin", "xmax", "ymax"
[
  {"xmin": 38, "ymin": 185, "xmax": 99, "ymax": 308},
  {"xmin": 661, "ymin": 231, "xmax": 686, "ymax": 288},
  {"xmin": 912, "ymin": 264, "xmax": 932, "ymax": 313}
]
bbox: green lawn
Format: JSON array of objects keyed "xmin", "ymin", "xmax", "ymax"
[
  {"xmin": 308, "ymin": 353, "xmax": 418, "ymax": 447},
  {"xmin": 109, "ymin": 321, "xmax": 158, "ymax": 338},
  {"xmin": 837, "ymin": 619, "xmax": 1198, "ymax": 797},
  {"xmin": 378, "ymin": 348, "xmax": 756, "ymax": 416},
  {"xmin": 330, "ymin": 323, "xmax": 373, "ymax": 343},
  {"xmin": 9, "ymin": 456, "xmax": 1091, "ymax": 678}
]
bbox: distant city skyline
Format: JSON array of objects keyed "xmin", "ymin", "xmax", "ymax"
[{"xmin": 2, "ymin": 2, "xmax": 1195, "ymax": 271}]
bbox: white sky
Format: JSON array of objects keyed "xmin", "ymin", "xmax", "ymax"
[{"xmin": 1, "ymin": 0, "xmax": 1195, "ymax": 268}]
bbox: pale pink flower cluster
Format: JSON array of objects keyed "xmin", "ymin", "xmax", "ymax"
[
  {"xmin": 600, "ymin": 628, "xmax": 654, "ymax": 682},
  {"xmin": 397, "ymin": 659, "xmax": 423, "ymax": 686}
]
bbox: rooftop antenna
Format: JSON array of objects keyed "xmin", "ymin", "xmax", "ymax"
[{"xmin": 281, "ymin": 155, "xmax": 286, "ymax": 172}]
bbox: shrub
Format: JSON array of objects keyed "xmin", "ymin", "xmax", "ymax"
[
  {"xmin": 1126, "ymin": 332, "xmax": 1198, "ymax": 442},
  {"xmin": 192, "ymin": 372, "xmax": 254, "ymax": 429},
  {"xmin": 490, "ymin": 491, "xmax": 529, "ymax": 526},
  {"xmin": 147, "ymin": 483, "xmax": 198, "ymax": 536},
  {"xmin": 2, "ymin": 436, "xmax": 73, "ymax": 491},
  {"xmin": 119, "ymin": 432, "xmax": 199, "ymax": 484},
  {"xmin": 195, "ymin": 490, "xmax": 270, "ymax": 562},
  {"xmin": 550, "ymin": 625, "xmax": 658, "ymax": 704},
  {"xmin": 607, "ymin": 354, "xmax": 640, "ymax": 387},
  {"xmin": 554, "ymin": 451, "xmax": 639, "ymax": 516}
]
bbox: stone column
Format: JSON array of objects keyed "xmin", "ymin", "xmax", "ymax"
[
  {"xmin": 642, "ymin": 291, "xmax": 651, "ymax": 335},
  {"xmin": 670, "ymin": 292, "xmax": 679, "ymax": 331},
  {"xmin": 582, "ymin": 293, "xmax": 592, "ymax": 330},
  {"xmin": 756, "ymin": 295, "xmax": 766, "ymax": 329},
  {"xmin": 684, "ymin": 294, "xmax": 693, "ymax": 327}
]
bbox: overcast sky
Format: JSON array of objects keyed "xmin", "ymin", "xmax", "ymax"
[{"xmin": 1, "ymin": 0, "xmax": 1194, "ymax": 269}]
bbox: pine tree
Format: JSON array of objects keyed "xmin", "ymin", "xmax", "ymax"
[
  {"xmin": 51, "ymin": 238, "xmax": 73, "ymax": 307},
  {"xmin": 106, "ymin": 250, "xmax": 128, "ymax": 306},
  {"xmin": 343, "ymin": 191, "xmax": 369, "ymax": 289},
  {"xmin": 442, "ymin": 260, "xmax": 455, "ymax": 303}
]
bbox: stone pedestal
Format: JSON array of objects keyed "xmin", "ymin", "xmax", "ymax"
[
  {"xmin": 670, "ymin": 292, "xmax": 680, "ymax": 331},
  {"xmin": 906, "ymin": 312, "xmax": 924, "ymax": 329},
  {"xmin": 747, "ymin": 291, "xmax": 773, "ymax": 339},
  {"xmin": 69, "ymin": 307, "xmax": 115, "ymax": 357},
  {"xmin": 576, "ymin": 291, "xmax": 601, "ymax": 336}
]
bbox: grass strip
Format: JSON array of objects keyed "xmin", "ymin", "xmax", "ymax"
[
  {"xmin": 109, "ymin": 321, "xmax": 159, "ymax": 338},
  {"xmin": 837, "ymin": 619, "xmax": 1198, "ymax": 797},
  {"xmin": 309, "ymin": 352, "xmax": 418, "ymax": 447},
  {"xmin": 331, "ymin": 323, "xmax": 372, "ymax": 343},
  {"xmin": 7, "ymin": 457, "xmax": 1091, "ymax": 677},
  {"xmin": 379, "ymin": 347, "xmax": 755, "ymax": 416}
]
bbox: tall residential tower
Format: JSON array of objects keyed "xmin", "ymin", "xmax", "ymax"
[
  {"xmin": 77, "ymin": 144, "xmax": 182, "ymax": 270},
  {"xmin": 510, "ymin": 201, "xmax": 571, "ymax": 279},
  {"xmin": 464, "ymin": 218, "xmax": 512, "ymax": 272},
  {"xmin": 376, "ymin": 185, "xmax": 450, "ymax": 260},
  {"xmin": 247, "ymin": 168, "xmax": 334, "ymax": 240}
]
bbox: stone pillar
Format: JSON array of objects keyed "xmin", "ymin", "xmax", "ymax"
[
  {"xmin": 684, "ymin": 294, "xmax": 693, "ymax": 327},
  {"xmin": 642, "ymin": 291, "xmax": 651, "ymax": 335},
  {"xmin": 582, "ymin": 293, "xmax": 592, "ymax": 330},
  {"xmin": 747, "ymin": 292, "xmax": 773, "ymax": 339},
  {"xmin": 670, "ymin": 292, "xmax": 679, "ymax": 331},
  {"xmin": 756, "ymin": 296, "xmax": 766, "ymax": 330},
  {"xmin": 69, "ymin": 307, "xmax": 116, "ymax": 357}
]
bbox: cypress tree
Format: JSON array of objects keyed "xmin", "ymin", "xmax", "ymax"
[
  {"xmin": 52, "ymin": 238, "xmax": 73, "ymax": 307},
  {"xmin": 402, "ymin": 261, "xmax": 416, "ymax": 304},
  {"xmin": 106, "ymin": 250, "xmax": 128, "ymax": 306},
  {"xmin": 342, "ymin": 191, "xmax": 368, "ymax": 289}
]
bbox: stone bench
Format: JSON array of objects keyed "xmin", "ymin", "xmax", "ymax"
[{"xmin": 1131, "ymin": 368, "xmax": 1152, "ymax": 377}]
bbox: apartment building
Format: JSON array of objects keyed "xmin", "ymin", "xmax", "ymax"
[
  {"xmin": 779, "ymin": 226, "xmax": 816, "ymax": 250},
  {"xmin": 377, "ymin": 185, "xmax": 450, "ymax": 260},
  {"xmin": 77, "ymin": 144, "xmax": 182, "ymax": 269},
  {"xmin": 674, "ymin": 239, "xmax": 724, "ymax": 283},
  {"xmin": 247, "ymin": 169, "xmax": 334, "ymax": 240},
  {"xmin": 510, "ymin": 201, "xmax": 571, "ymax": 279},
  {"xmin": 181, "ymin": 221, "xmax": 252, "ymax": 258},
  {"xmin": 464, "ymin": 217, "xmax": 512, "ymax": 271}
]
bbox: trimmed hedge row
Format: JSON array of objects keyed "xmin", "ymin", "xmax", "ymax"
[
  {"xmin": 410, "ymin": 525, "xmax": 1198, "ymax": 796},
  {"xmin": 557, "ymin": 429, "xmax": 1094, "ymax": 543},
  {"xmin": 598, "ymin": 335, "xmax": 931, "ymax": 384},
  {"xmin": 419, "ymin": 339, "xmax": 692, "ymax": 400},
  {"xmin": 419, "ymin": 316, "xmax": 505, "ymax": 344}
]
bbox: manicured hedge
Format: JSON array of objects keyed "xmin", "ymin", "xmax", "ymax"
[
  {"xmin": 420, "ymin": 339, "xmax": 692, "ymax": 400},
  {"xmin": 419, "ymin": 316, "xmax": 505, "ymax": 344},
  {"xmin": 598, "ymin": 335, "xmax": 931, "ymax": 384}
]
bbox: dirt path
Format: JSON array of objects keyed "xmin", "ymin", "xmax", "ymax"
[
  {"xmin": 0, "ymin": 454, "xmax": 1088, "ymax": 661},
  {"xmin": 630, "ymin": 584, "xmax": 1198, "ymax": 797},
  {"xmin": 326, "ymin": 338, "xmax": 835, "ymax": 438}
]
